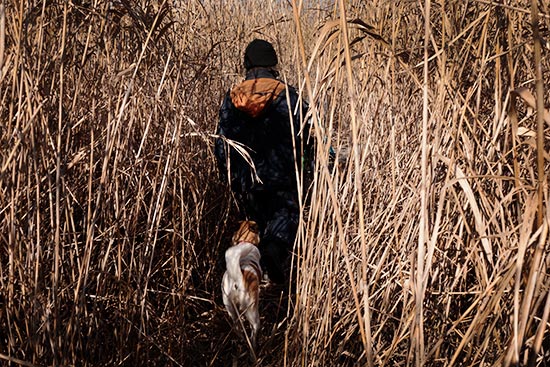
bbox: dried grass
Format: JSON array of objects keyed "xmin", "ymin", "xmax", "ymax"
[{"xmin": 1, "ymin": 0, "xmax": 549, "ymax": 366}]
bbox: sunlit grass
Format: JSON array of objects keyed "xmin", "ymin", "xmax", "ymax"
[{"xmin": 0, "ymin": 0, "xmax": 548, "ymax": 366}]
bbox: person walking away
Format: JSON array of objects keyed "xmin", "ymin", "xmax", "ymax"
[{"xmin": 214, "ymin": 39, "xmax": 313, "ymax": 284}]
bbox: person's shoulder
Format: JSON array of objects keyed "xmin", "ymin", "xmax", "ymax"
[
  {"xmin": 274, "ymin": 82, "xmax": 302, "ymax": 105},
  {"xmin": 220, "ymin": 89, "xmax": 235, "ymax": 107},
  {"xmin": 274, "ymin": 80, "xmax": 297, "ymax": 94},
  {"xmin": 219, "ymin": 89, "xmax": 237, "ymax": 124},
  {"xmin": 284, "ymin": 82, "xmax": 298, "ymax": 93}
]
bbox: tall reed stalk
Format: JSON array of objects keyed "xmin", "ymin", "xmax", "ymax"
[{"xmin": 0, "ymin": 0, "xmax": 548, "ymax": 366}]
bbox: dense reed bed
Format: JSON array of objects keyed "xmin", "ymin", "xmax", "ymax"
[{"xmin": 1, "ymin": 0, "xmax": 548, "ymax": 366}]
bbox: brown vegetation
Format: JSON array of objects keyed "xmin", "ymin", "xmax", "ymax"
[{"xmin": 1, "ymin": 0, "xmax": 549, "ymax": 366}]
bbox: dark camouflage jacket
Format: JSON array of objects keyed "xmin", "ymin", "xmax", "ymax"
[{"xmin": 214, "ymin": 68, "xmax": 312, "ymax": 197}]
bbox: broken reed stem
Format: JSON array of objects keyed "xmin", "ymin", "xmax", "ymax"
[{"xmin": 531, "ymin": 0, "xmax": 545, "ymax": 228}]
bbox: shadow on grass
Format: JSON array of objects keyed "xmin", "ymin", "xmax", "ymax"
[{"xmin": 182, "ymin": 282, "xmax": 292, "ymax": 367}]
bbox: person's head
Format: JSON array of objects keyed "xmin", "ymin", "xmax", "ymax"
[{"xmin": 243, "ymin": 39, "xmax": 278, "ymax": 71}]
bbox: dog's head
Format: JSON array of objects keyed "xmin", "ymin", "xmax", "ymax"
[{"xmin": 231, "ymin": 220, "xmax": 260, "ymax": 246}]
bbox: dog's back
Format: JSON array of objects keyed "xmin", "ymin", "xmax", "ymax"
[
  {"xmin": 222, "ymin": 242, "xmax": 262, "ymax": 307},
  {"xmin": 222, "ymin": 221, "xmax": 262, "ymax": 349}
]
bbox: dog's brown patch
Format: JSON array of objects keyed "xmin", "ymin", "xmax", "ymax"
[
  {"xmin": 242, "ymin": 269, "xmax": 259, "ymax": 294},
  {"xmin": 232, "ymin": 220, "xmax": 260, "ymax": 246}
]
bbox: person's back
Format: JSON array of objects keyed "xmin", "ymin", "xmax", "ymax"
[
  {"xmin": 215, "ymin": 39, "xmax": 312, "ymax": 284},
  {"xmin": 217, "ymin": 67, "xmax": 306, "ymax": 195}
]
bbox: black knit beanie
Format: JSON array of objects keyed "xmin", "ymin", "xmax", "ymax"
[{"xmin": 243, "ymin": 39, "xmax": 278, "ymax": 70}]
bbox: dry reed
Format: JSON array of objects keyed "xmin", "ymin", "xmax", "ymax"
[{"xmin": 1, "ymin": 0, "xmax": 548, "ymax": 366}]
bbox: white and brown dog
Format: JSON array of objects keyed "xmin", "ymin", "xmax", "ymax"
[{"xmin": 222, "ymin": 220, "xmax": 262, "ymax": 350}]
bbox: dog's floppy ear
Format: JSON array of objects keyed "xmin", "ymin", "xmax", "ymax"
[
  {"xmin": 231, "ymin": 231, "xmax": 239, "ymax": 246},
  {"xmin": 249, "ymin": 221, "xmax": 259, "ymax": 234},
  {"xmin": 231, "ymin": 221, "xmax": 244, "ymax": 244}
]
